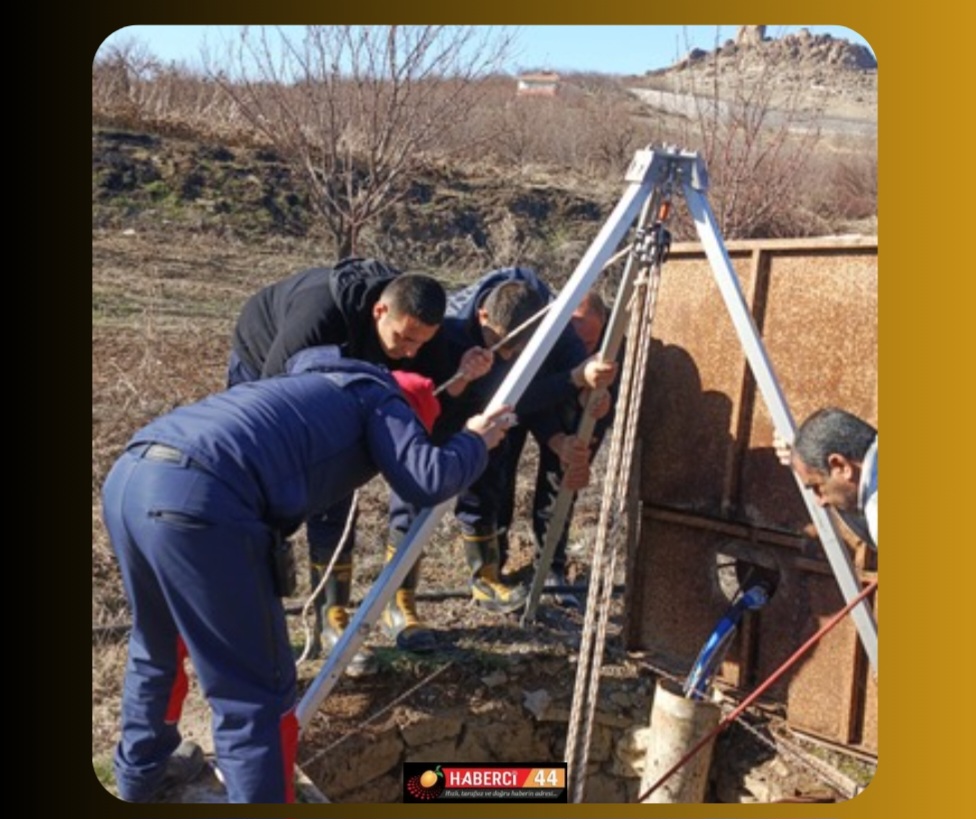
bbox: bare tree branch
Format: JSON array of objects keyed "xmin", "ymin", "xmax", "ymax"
[{"xmin": 208, "ymin": 25, "xmax": 513, "ymax": 256}]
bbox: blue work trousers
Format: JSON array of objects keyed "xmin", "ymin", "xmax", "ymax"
[{"xmin": 101, "ymin": 445, "xmax": 298, "ymax": 803}]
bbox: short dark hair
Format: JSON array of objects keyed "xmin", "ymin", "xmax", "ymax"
[
  {"xmin": 577, "ymin": 290, "xmax": 609, "ymax": 323},
  {"xmin": 481, "ymin": 281, "xmax": 545, "ymax": 351},
  {"xmin": 794, "ymin": 407, "xmax": 877, "ymax": 472},
  {"xmin": 381, "ymin": 274, "xmax": 446, "ymax": 327}
]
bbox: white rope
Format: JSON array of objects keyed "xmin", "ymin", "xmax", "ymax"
[
  {"xmin": 295, "ymin": 490, "xmax": 361, "ymax": 665},
  {"xmin": 565, "ymin": 257, "xmax": 664, "ymax": 801}
]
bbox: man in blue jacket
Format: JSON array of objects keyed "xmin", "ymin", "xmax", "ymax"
[
  {"xmin": 388, "ymin": 269, "xmax": 616, "ymax": 645},
  {"xmin": 496, "ymin": 289, "xmax": 619, "ymax": 609},
  {"xmin": 227, "ymin": 258, "xmax": 491, "ymax": 674},
  {"xmin": 101, "ymin": 357, "xmax": 512, "ymax": 803}
]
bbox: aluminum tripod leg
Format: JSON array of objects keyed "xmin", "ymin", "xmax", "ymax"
[
  {"xmin": 482, "ymin": 148, "xmax": 666, "ymax": 415},
  {"xmin": 518, "ymin": 400, "xmax": 598, "ymax": 626},
  {"xmin": 295, "ymin": 498, "xmax": 452, "ymax": 729},
  {"xmin": 295, "ymin": 147, "xmax": 666, "ymax": 729},
  {"xmin": 520, "ymin": 193, "xmax": 659, "ymax": 625},
  {"xmin": 682, "ymin": 178, "xmax": 878, "ymax": 674}
]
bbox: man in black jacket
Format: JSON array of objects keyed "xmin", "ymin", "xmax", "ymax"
[
  {"xmin": 228, "ymin": 258, "xmax": 444, "ymax": 384},
  {"xmin": 227, "ymin": 258, "xmax": 488, "ymax": 674}
]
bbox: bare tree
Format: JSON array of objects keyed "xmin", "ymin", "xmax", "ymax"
[
  {"xmin": 92, "ymin": 37, "xmax": 164, "ymax": 125},
  {"xmin": 672, "ymin": 27, "xmax": 826, "ymax": 238},
  {"xmin": 209, "ymin": 25, "xmax": 512, "ymax": 257}
]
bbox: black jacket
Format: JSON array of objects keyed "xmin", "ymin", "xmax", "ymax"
[{"xmin": 231, "ymin": 258, "xmax": 401, "ymax": 378}]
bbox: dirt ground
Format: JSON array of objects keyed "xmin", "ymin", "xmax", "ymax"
[{"xmin": 91, "ymin": 224, "xmax": 875, "ymax": 804}]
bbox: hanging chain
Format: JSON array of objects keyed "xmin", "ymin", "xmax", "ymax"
[{"xmin": 565, "ymin": 176, "xmax": 674, "ymax": 802}]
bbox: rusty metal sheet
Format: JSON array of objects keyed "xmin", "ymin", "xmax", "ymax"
[
  {"xmin": 638, "ymin": 254, "xmax": 754, "ymax": 514},
  {"xmin": 627, "ymin": 516, "xmax": 737, "ymax": 673},
  {"xmin": 738, "ymin": 250, "xmax": 878, "ymax": 531},
  {"xmin": 630, "ymin": 239, "xmax": 877, "ymax": 754}
]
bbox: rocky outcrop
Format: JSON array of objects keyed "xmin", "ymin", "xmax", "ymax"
[
  {"xmin": 673, "ymin": 26, "xmax": 877, "ymax": 72},
  {"xmin": 736, "ymin": 25, "xmax": 767, "ymax": 47},
  {"xmin": 644, "ymin": 26, "xmax": 877, "ymax": 121}
]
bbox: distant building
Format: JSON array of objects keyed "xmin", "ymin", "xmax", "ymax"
[{"xmin": 516, "ymin": 71, "xmax": 560, "ymax": 97}]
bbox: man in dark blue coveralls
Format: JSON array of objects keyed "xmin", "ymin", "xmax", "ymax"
[
  {"xmin": 496, "ymin": 289, "xmax": 618, "ymax": 610},
  {"xmin": 101, "ymin": 355, "xmax": 512, "ymax": 803},
  {"xmin": 389, "ymin": 268, "xmax": 616, "ymax": 644}
]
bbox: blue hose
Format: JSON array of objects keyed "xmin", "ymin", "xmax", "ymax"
[{"xmin": 682, "ymin": 585, "xmax": 769, "ymax": 700}]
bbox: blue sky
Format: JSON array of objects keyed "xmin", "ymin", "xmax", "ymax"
[{"xmin": 95, "ymin": 25, "xmax": 874, "ymax": 77}]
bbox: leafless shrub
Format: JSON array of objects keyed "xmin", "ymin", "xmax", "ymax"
[
  {"xmin": 826, "ymin": 145, "xmax": 877, "ymax": 220},
  {"xmin": 93, "ymin": 38, "xmax": 257, "ymax": 143},
  {"xmin": 93, "ymin": 29, "xmax": 875, "ymax": 243},
  {"xmin": 207, "ymin": 26, "xmax": 513, "ymax": 257},
  {"xmin": 671, "ymin": 27, "xmax": 829, "ymax": 238}
]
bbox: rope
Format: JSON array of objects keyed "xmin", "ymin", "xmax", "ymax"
[
  {"xmin": 563, "ymin": 186, "xmax": 672, "ymax": 803},
  {"xmin": 565, "ymin": 253, "xmax": 665, "ymax": 801},
  {"xmin": 295, "ymin": 490, "xmax": 361, "ymax": 665}
]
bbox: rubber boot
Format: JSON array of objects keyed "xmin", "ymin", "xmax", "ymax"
[
  {"xmin": 533, "ymin": 531, "xmax": 582, "ymax": 610},
  {"xmin": 381, "ymin": 540, "xmax": 438, "ymax": 653},
  {"xmin": 465, "ymin": 531, "xmax": 528, "ymax": 614},
  {"xmin": 310, "ymin": 560, "xmax": 377, "ymax": 677}
]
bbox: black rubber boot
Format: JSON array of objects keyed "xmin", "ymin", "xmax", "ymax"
[
  {"xmin": 464, "ymin": 531, "xmax": 528, "ymax": 614},
  {"xmin": 381, "ymin": 539, "xmax": 438, "ymax": 653},
  {"xmin": 139, "ymin": 740, "xmax": 207, "ymax": 802},
  {"xmin": 310, "ymin": 560, "xmax": 377, "ymax": 677}
]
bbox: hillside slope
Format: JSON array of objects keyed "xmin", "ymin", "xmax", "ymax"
[{"xmin": 629, "ymin": 26, "xmax": 876, "ymax": 132}]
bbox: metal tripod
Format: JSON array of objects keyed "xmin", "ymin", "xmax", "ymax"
[{"xmin": 295, "ymin": 145, "xmax": 878, "ymax": 734}]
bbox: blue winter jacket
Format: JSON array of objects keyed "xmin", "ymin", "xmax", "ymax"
[
  {"xmin": 420, "ymin": 267, "xmax": 590, "ymax": 441},
  {"xmin": 126, "ymin": 358, "xmax": 488, "ymax": 536}
]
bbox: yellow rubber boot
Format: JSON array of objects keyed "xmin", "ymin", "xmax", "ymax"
[
  {"xmin": 380, "ymin": 542, "xmax": 438, "ymax": 653},
  {"xmin": 310, "ymin": 561, "xmax": 377, "ymax": 676},
  {"xmin": 464, "ymin": 532, "xmax": 528, "ymax": 614}
]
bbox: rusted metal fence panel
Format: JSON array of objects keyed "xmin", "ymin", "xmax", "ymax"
[{"xmin": 625, "ymin": 236, "xmax": 877, "ymax": 754}]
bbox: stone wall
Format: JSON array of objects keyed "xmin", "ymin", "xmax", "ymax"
[
  {"xmin": 302, "ymin": 666, "xmax": 657, "ymax": 803},
  {"xmin": 298, "ymin": 664, "xmax": 852, "ymax": 804}
]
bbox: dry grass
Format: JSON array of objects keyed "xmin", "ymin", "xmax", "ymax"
[{"xmin": 91, "ymin": 225, "xmax": 613, "ymax": 774}]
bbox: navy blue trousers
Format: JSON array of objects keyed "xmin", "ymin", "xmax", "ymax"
[{"xmin": 101, "ymin": 446, "xmax": 298, "ymax": 803}]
